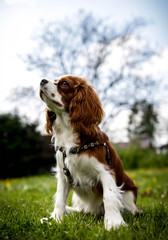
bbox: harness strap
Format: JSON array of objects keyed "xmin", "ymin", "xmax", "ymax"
[
  {"xmin": 56, "ymin": 141, "xmax": 111, "ymax": 185},
  {"xmin": 55, "ymin": 146, "xmax": 74, "ymax": 185},
  {"xmin": 69, "ymin": 141, "xmax": 111, "ymax": 165}
]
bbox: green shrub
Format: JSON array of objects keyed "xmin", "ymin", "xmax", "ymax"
[
  {"xmin": 115, "ymin": 144, "xmax": 168, "ymax": 169},
  {"xmin": 0, "ymin": 113, "xmax": 55, "ymax": 178}
]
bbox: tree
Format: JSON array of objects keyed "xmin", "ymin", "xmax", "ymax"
[
  {"xmin": 6, "ymin": 10, "xmax": 161, "ymax": 142},
  {"xmin": 127, "ymin": 100, "xmax": 158, "ymax": 144},
  {"xmin": 0, "ymin": 113, "xmax": 55, "ymax": 178},
  {"xmin": 23, "ymin": 11, "xmax": 158, "ymax": 120}
]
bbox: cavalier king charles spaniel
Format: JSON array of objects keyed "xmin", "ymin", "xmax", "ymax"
[{"xmin": 40, "ymin": 75, "xmax": 139, "ymax": 230}]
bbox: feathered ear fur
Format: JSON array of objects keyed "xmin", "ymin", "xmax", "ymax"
[
  {"xmin": 69, "ymin": 79, "xmax": 104, "ymax": 136},
  {"xmin": 45, "ymin": 109, "xmax": 56, "ymax": 135}
]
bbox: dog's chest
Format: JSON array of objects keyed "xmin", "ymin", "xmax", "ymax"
[
  {"xmin": 53, "ymin": 119, "xmax": 100, "ymax": 188},
  {"xmin": 64, "ymin": 153, "xmax": 99, "ymax": 188}
]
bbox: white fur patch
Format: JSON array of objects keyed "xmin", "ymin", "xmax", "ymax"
[{"xmin": 122, "ymin": 191, "xmax": 138, "ymax": 214}]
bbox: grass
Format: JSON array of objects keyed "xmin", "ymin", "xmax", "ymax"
[{"xmin": 0, "ymin": 169, "xmax": 168, "ymax": 240}]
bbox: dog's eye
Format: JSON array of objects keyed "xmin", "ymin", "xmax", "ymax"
[{"xmin": 61, "ymin": 81, "xmax": 69, "ymax": 87}]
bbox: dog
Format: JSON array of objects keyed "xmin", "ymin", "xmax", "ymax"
[{"xmin": 40, "ymin": 75, "xmax": 139, "ymax": 230}]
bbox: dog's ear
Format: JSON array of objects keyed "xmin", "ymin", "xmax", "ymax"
[
  {"xmin": 69, "ymin": 81, "xmax": 103, "ymax": 136},
  {"xmin": 45, "ymin": 109, "xmax": 56, "ymax": 135}
]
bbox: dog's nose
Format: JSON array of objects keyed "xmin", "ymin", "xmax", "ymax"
[{"xmin": 40, "ymin": 79, "xmax": 48, "ymax": 86}]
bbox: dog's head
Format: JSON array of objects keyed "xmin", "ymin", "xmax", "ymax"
[{"xmin": 40, "ymin": 75, "xmax": 103, "ymax": 136}]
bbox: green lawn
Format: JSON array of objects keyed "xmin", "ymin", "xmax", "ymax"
[{"xmin": 0, "ymin": 169, "xmax": 168, "ymax": 240}]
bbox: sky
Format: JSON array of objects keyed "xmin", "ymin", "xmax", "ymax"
[{"xmin": 0, "ymin": 0, "xmax": 168, "ymax": 144}]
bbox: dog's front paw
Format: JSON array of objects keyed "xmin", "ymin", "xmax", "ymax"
[
  {"xmin": 50, "ymin": 210, "xmax": 64, "ymax": 222},
  {"xmin": 104, "ymin": 213, "xmax": 127, "ymax": 231},
  {"xmin": 41, "ymin": 208, "xmax": 64, "ymax": 225},
  {"xmin": 40, "ymin": 217, "xmax": 52, "ymax": 225}
]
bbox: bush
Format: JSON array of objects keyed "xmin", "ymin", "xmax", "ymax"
[
  {"xmin": 0, "ymin": 113, "xmax": 55, "ymax": 178},
  {"xmin": 115, "ymin": 144, "xmax": 168, "ymax": 169}
]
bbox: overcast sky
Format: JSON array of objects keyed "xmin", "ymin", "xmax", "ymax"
[{"xmin": 0, "ymin": 0, "xmax": 168, "ymax": 143}]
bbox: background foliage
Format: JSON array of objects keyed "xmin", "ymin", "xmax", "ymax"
[
  {"xmin": 116, "ymin": 144, "xmax": 168, "ymax": 169},
  {"xmin": 0, "ymin": 113, "xmax": 55, "ymax": 178}
]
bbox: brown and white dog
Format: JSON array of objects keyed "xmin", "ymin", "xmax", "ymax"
[{"xmin": 40, "ymin": 75, "xmax": 139, "ymax": 230}]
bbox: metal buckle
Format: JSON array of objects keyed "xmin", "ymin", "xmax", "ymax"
[
  {"xmin": 70, "ymin": 146, "xmax": 79, "ymax": 154},
  {"xmin": 59, "ymin": 146, "xmax": 64, "ymax": 152},
  {"xmin": 63, "ymin": 167, "xmax": 70, "ymax": 177}
]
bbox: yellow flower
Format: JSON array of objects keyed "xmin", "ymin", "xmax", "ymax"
[
  {"xmin": 5, "ymin": 182, "xmax": 11, "ymax": 188},
  {"xmin": 152, "ymin": 177, "xmax": 157, "ymax": 183},
  {"xmin": 146, "ymin": 186, "xmax": 152, "ymax": 192}
]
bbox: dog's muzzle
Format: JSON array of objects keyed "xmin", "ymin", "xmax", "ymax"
[{"xmin": 40, "ymin": 79, "xmax": 48, "ymax": 86}]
